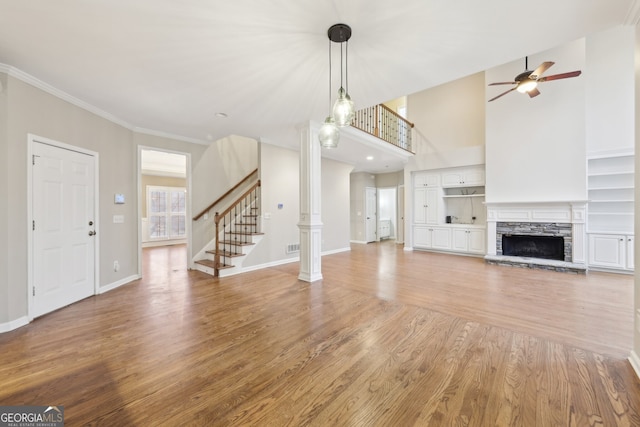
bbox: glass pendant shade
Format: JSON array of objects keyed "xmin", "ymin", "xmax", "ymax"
[
  {"xmin": 318, "ymin": 116, "xmax": 340, "ymax": 148},
  {"xmin": 332, "ymin": 87, "xmax": 355, "ymax": 127},
  {"xmin": 517, "ymin": 79, "xmax": 537, "ymax": 93}
]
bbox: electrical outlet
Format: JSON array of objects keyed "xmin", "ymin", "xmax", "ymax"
[{"xmin": 114, "ymin": 260, "xmax": 119, "ymax": 272}]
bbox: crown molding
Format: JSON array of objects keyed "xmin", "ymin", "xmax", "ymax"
[
  {"xmin": 0, "ymin": 63, "xmax": 209, "ymax": 146},
  {"xmin": 133, "ymin": 126, "xmax": 209, "ymax": 146},
  {"xmin": 624, "ymin": 0, "xmax": 640, "ymax": 25}
]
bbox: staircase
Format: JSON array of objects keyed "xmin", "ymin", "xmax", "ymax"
[{"xmin": 194, "ymin": 176, "xmax": 262, "ymax": 278}]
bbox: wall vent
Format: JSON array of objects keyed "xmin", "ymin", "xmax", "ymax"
[{"xmin": 286, "ymin": 243, "xmax": 300, "ymax": 254}]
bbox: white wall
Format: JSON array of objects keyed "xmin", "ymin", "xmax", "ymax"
[
  {"xmin": 485, "ymin": 38, "xmax": 587, "ymax": 203},
  {"xmin": 586, "ymin": 26, "xmax": 635, "ymax": 155},
  {"xmin": 0, "ymin": 72, "xmax": 8, "ymax": 324}
]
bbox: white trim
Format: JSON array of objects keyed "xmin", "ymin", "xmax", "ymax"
[
  {"xmin": 133, "ymin": 126, "xmax": 208, "ymax": 146},
  {"xmin": 218, "ymin": 247, "xmax": 352, "ymax": 277},
  {"xmin": 624, "ymin": 0, "xmax": 640, "ymax": 25},
  {"xmin": 350, "ymin": 240, "xmax": 368, "ymax": 244},
  {"xmin": 27, "ymin": 134, "xmax": 100, "ymax": 321},
  {"xmin": 137, "ymin": 146, "xmax": 193, "ymax": 276},
  {"xmin": 98, "ymin": 275, "xmax": 140, "ymax": 294},
  {"xmin": 629, "ymin": 351, "xmax": 640, "ymax": 380},
  {"xmin": 0, "ymin": 316, "xmax": 30, "ymax": 333},
  {"xmin": 322, "ymin": 246, "xmax": 351, "ymax": 256},
  {"xmin": 0, "ymin": 63, "xmax": 208, "ymax": 146}
]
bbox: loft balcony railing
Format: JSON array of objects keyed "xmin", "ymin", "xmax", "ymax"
[{"xmin": 352, "ymin": 104, "xmax": 415, "ymax": 152}]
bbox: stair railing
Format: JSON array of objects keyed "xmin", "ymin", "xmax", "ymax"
[
  {"xmin": 193, "ymin": 168, "xmax": 258, "ymax": 221},
  {"xmin": 213, "ymin": 180, "xmax": 261, "ymax": 277},
  {"xmin": 351, "ymin": 104, "xmax": 415, "ymax": 152}
]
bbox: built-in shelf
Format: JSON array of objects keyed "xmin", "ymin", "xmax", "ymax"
[
  {"xmin": 442, "ymin": 194, "xmax": 485, "ymax": 199},
  {"xmin": 587, "ymin": 151, "xmax": 635, "ymax": 271}
]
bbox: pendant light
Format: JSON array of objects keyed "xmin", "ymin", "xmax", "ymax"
[
  {"xmin": 318, "ymin": 32, "xmax": 340, "ymax": 148},
  {"xmin": 329, "ymin": 24, "xmax": 355, "ymax": 127}
]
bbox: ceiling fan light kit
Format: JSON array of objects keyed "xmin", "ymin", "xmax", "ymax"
[
  {"xmin": 488, "ymin": 57, "xmax": 581, "ymax": 102},
  {"xmin": 318, "ymin": 23, "xmax": 355, "ymax": 148}
]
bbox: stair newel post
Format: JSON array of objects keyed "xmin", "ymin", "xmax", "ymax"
[
  {"xmin": 214, "ymin": 211, "xmax": 221, "ymax": 277},
  {"xmin": 374, "ymin": 104, "xmax": 380, "ymax": 138}
]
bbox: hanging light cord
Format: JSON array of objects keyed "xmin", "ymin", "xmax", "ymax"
[
  {"xmin": 328, "ymin": 39, "xmax": 332, "ymax": 111},
  {"xmin": 345, "ymin": 40, "xmax": 349, "ymax": 94}
]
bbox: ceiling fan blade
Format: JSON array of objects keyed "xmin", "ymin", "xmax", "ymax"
[
  {"xmin": 530, "ymin": 61, "xmax": 554, "ymax": 79},
  {"xmin": 537, "ymin": 70, "xmax": 582, "ymax": 82},
  {"xmin": 488, "ymin": 81, "xmax": 517, "ymax": 86},
  {"xmin": 528, "ymin": 87, "xmax": 541, "ymax": 98},
  {"xmin": 488, "ymin": 87, "xmax": 517, "ymax": 102}
]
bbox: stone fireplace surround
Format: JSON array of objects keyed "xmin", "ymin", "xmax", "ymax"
[{"xmin": 484, "ymin": 201, "xmax": 587, "ymax": 273}]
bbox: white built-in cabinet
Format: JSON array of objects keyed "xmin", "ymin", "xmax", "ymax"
[
  {"xmin": 441, "ymin": 169, "xmax": 485, "ymax": 187},
  {"xmin": 587, "ymin": 151, "xmax": 634, "ymax": 272},
  {"xmin": 412, "ymin": 166, "xmax": 486, "ymax": 256},
  {"xmin": 452, "ymin": 228, "xmax": 486, "ymax": 254},
  {"xmin": 588, "ymin": 234, "xmax": 634, "ymax": 271}
]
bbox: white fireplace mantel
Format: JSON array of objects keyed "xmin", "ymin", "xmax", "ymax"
[{"xmin": 485, "ymin": 201, "xmax": 587, "ymax": 265}]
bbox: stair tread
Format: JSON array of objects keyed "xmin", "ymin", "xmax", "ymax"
[
  {"xmin": 220, "ymin": 240, "xmax": 255, "ymax": 246},
  {"xmin": 195, "ymin": 259, "xmax": 235, "ymax": 269},
  {"xmin": 205, "ymin": 250, "xmax": 244, "ymax": 257},
  {"xmin": 225, "ymin": 231, "xmax": 264, "ymax": 236}
]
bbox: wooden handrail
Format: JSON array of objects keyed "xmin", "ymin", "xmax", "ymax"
[
  {"xmin": 214, "ymin": 180, "xmax": 261, "ymax": 223},
  {"xmin": 379, "ymin": 103, "xmax": 415, "ymax": 128},
  {"xmin": 193, "ymin": 168, "xmax": 258, "ymax": 220}
]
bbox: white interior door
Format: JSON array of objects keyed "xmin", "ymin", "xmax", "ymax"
[
  {"xmin": 32, "ymin": 141, "xmax": 96, "ymax": 318},
  {"xmin": 365, "ymin": 187, "xmax": 377, "ymax": 243}
]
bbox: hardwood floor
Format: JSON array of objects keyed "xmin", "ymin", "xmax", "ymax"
[{"xmin": 1, "ymin": 242, "xmax": 639, "ymax": 426}]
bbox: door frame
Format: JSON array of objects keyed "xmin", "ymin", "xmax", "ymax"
[
  {"xmin": 27, "ymin": 134, "xmax": 100, "ymax": 321},
  {"xmin": 137, "ymin": 146, "xmax": 193, "ymax": 275},
  {"xmin": 365, "ymin": 186, "xmax": 377, "ymax": 243}
]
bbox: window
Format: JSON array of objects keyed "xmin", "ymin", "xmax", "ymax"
[{"xmin": 147, "ymin": 186, "xmax": 186, "ymax": 241}]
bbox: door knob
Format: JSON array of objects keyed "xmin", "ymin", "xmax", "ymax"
[{"xmin": 88, "ymin": 230, "xmax": 96, "ymax": 236}]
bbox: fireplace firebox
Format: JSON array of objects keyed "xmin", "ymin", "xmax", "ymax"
[{"xmin": 502, "ymin": 235, "xmax": 565, "ymax": 261}]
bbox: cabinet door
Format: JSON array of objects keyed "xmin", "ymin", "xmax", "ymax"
[
  {"xmin": 442, "ymin": 171, "xmax": 465, "ymax": 187},
  {"xmin": 431, "ymin": 227, "xmax": 451, "ymax": 250},
  {"xmin": 627, "ymin": 236, "xmax": 634, "ymax": 270},
  {"xmin": 464, "ymin": 169, "xmax": 485, "ymax": 186},
  {"xmin": 414, "ymin": 226, "xmax": 432, "ymax": 248},
  {"xmin": 452, "ymin": 229, "xmax": 468, "ymax": 251},
  {"xmin": 468, "ymin": 229, "xmax": 486, "ymax": 254},
  {"xmin": 414, "ymin": 188, "xmax": 438, "ymax": 224},
  {"xmin": 414, "ymin": 173, "xmax": 439, "ymax": 187},
  {"xmin": 588, "ymin": 234, "xmax": 625, "ymax": 269},
  {"xmin": 414, "ymin": 188, "xmax": 427, "ymax": 223}
]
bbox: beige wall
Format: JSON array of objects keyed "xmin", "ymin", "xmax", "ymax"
[
  {"xmin": 634, "ymin": 24, "xmax": 640, "ymax": 369},
  {"xmin": 0, "ymin": 71, "xmax": 254, "ymax": 326},
  {"xmin": 407, "ymin": 72, "xmax": 485, "ymax": 154},
  {"xmin": 0, "ymin": 73, "xmax": 8, "ymax": 323},
  {"xmin": 245, "ymin": 142, "xmax": 352, "ymax": 268}
]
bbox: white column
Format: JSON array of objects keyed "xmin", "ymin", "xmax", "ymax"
[{"xmin": 297, "ymin": 122, "xmax": 323, "ymax": 282}]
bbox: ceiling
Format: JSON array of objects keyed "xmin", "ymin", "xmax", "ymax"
[{"xmin": 0, "ymin": 1, "xmax": 635, "ymax": 173}]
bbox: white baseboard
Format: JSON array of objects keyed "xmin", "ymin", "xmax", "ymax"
[
  {"xmin": 223, "ymin": 247, "xmax": 352, "ymax": 277},
  {"xmin": 0, "ymin": 316, "xmax": 29, "ymax": 333},
  {"xmin": 350, "ymin": 240, "xmax": 368, "ymax": 245},
  {"xmin": 629, "ymin": 351, "xmax": 640, "ymax": 380},
  {"xmin": 98, "ymin": 274, "xmax": 140, "ymax": 294},
  {"xmin": 403, "ymin": 246, "xmax": 414, "ymax": 251},
  {"xmin": 322, "ymin": 246, "xmax": 351, "ymax": 256}
]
